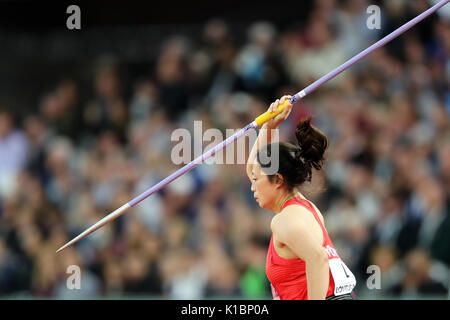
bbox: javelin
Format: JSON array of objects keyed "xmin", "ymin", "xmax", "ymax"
[{"xmin": 57, "ymin": 0, "xmax": 450, "ymax": 253}]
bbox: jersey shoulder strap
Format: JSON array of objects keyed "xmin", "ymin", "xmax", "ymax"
[{"xmin": 282, "ymin": 197, "xmax": 328, "ymax": 239}]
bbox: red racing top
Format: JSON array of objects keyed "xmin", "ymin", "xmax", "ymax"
[{"xmin": 266, "ymin": 197, "xmax": 337, "ymax": 300}]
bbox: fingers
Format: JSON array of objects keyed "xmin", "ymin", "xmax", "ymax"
[
  {"xmin": 269, "ymin": 99, "xmax": 279, "ymax": 113},
  {"xmin": 282, "ymin": 104, "xmax": 293, "ymax": 120},
  {"xmin": 279, "ymin": 95, "xmax": 291, "ymax": 105},
  {"xmin": 269, "ymin": 95, "xmax": 292, "ymax": 113},
  {"xmin": 263, "ymin": 95, "xmax": 293, "ymax": 128},
  {"xmin": 279, "ymin": 96, "xmax": 293, "ymax": 120},
  {"xmin": 278, "ymin": 104, "xmax": 290, "ymax": 120}
]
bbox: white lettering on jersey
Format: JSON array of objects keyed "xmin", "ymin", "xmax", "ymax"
[
  {"xmin": 271, "ymin": 283, "xmax": 280, "ymax": 300},
  {"xmin": 328, "ymin": 255, "xmax": 357, "ymax": 296}
]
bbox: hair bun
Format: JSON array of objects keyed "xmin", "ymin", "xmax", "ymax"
[
  {"xmin": 293, "ymin": 147, "xmax": 305, "ymax": 164},
  {"xmin": 256, "ymin": 118, "xmax": 329, "ymax": 189},
  {"xmin": 295, "ymin": 117, "xmax": 328, "ymax": 172}
]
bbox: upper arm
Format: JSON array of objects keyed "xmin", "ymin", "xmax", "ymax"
[{"xmin": 272, "ymin": 207, "xmax": 327, "ymax": 262}]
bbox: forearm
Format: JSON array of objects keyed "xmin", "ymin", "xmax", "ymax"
[
  {"xmin": 306, "ymin": 255, "xmax": 330, "ymax": 300},
  {"xmin": 246, "ymin": 95, "xmax": 292, "ymax": 177},
  {"xmin": 246, "ymin": 124, "xmax": 278, "ymax": 174}
]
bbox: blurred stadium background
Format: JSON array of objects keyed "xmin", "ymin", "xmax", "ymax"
[{"xmin": 0, "ymin": 0, "xmax": 449, "ymax": 299}]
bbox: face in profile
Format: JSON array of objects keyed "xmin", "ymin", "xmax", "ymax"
[{"xmin": 251, "ymin": 163, "xmax": 279, "ymax": 210}]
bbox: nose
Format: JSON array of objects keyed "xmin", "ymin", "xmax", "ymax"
[{"xmin": 251, "ymin": 182, "xmax": 256, "ymax": 192}]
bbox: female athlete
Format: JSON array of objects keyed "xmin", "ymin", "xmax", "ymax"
[{"xmin": 246, "ymin": 95, "xmax": 357, "ymax": 300}]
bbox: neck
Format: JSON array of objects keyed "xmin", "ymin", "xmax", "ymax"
[{"xmin": 273, "ymin": 189, "xmax": 300, "ymax": 214}]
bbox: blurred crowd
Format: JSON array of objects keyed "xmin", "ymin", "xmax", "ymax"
[{"xmin": 0, "ymin": 0, "xmax": 449, "ymax": 299}]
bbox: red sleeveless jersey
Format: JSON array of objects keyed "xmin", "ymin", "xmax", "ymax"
[{"xmin": 266, "ymin": 197, "xmax": 336, "ymax": 300}]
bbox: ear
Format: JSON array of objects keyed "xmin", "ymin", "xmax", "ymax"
[{"xmin": 274, "ymin": 173, "xmax": 285, "ymax": 189}]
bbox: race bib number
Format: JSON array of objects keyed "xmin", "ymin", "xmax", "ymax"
[{"xmin": 328, "ymin": 258, "xmax": 356, "ymax": 296}]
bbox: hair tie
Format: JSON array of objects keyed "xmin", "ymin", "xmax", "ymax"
[{"xmin": 290, "ymin": 147, "xmax": 305, "ymax": 164}]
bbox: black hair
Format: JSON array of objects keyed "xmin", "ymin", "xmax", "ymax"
[{"xmin": 256, "ymin": 117, "xmax": 328, "ymax": 191}]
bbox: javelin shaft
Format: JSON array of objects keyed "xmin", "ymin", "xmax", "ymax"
[
  {"xmin": 57, "ymin": 0, "xmax": 449, "ymax": 252},
  {"xmin": 253, "ymin": 0, "xmax": 449, "ymax": 126},
  {"xmin": 129, "ymin": 122, "xmax": 257, "ymax": 206},
  {"xmin": 287, "ymin": 0, "xmax": 450, "ymax": 105},
  {"xmin": 56, "ymin": 122, "xmax": 257, "ymax": 252}
]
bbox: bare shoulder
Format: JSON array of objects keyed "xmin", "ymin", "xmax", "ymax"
[
  {"xmin": 271, "ymin": 204, "xmax": 326, "ymax": 257},
  {"xmin": 271, "ymin": 205, "xmax": 310, "ymax": 234}
]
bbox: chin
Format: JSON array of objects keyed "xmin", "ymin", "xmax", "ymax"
[{"xmin": 256, "ymin": 200, "xmax": 267, "ymax": 209}]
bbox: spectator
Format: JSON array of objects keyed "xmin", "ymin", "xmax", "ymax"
[
  {"xmin": 0, "ymin": 110, "xmax": 29, "ymax": 198},
  {"xmin": 388, "ymin": 248, "xmax": 448, "ymax": 298}
]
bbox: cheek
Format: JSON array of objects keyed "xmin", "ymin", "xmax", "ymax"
[
  {"xmin": 258, "ymin": 183, "xmax": 276, "ymax": 207},
  {"xmin": 257, "ymin": 180, "xmax": 272, "ymax": 196}
]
